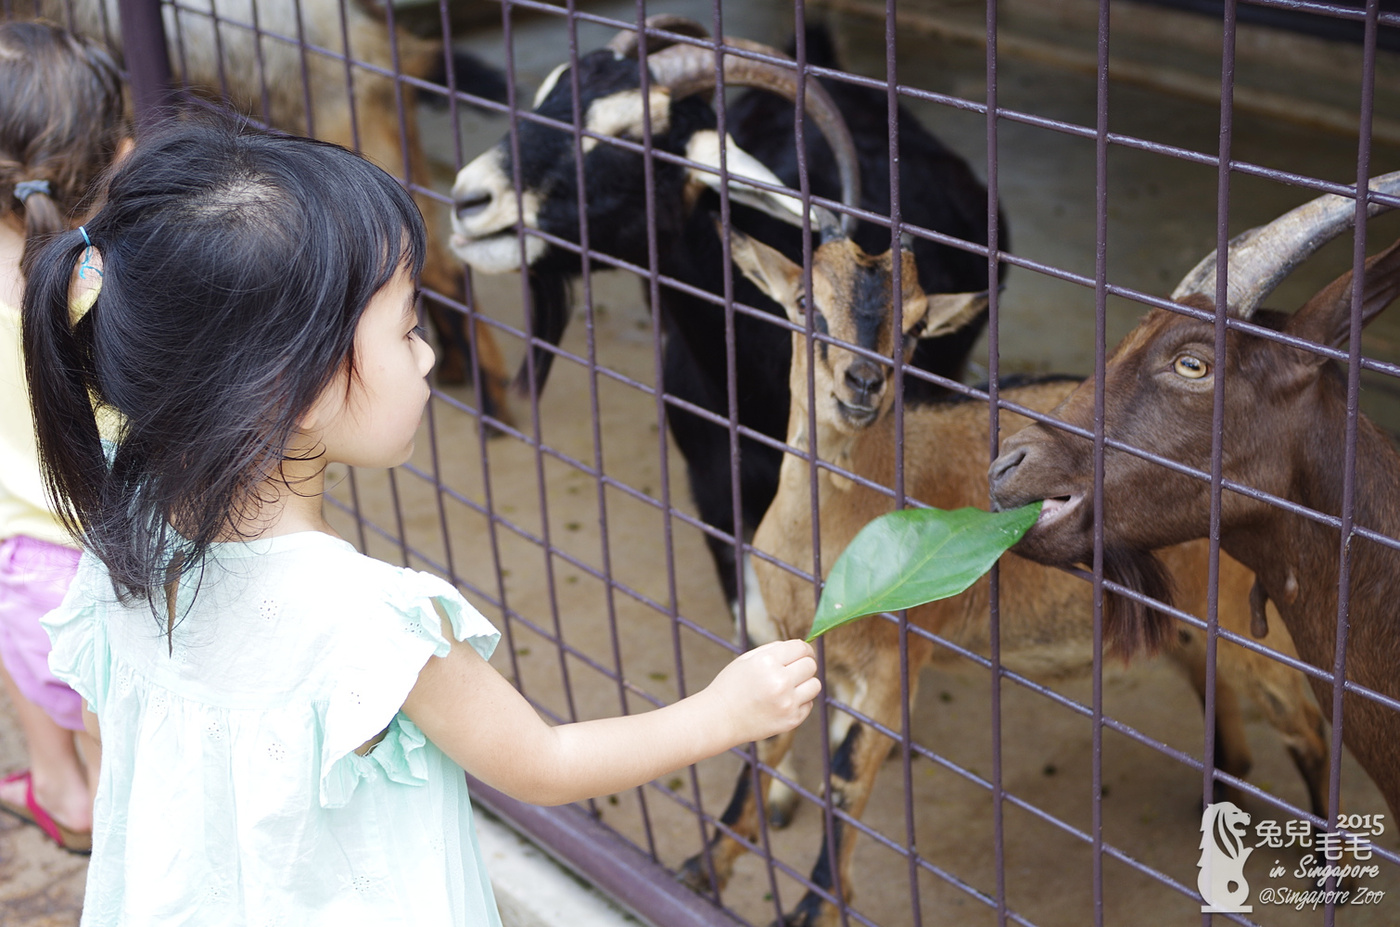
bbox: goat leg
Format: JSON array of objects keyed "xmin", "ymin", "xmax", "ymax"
[{"xmin": 678, "ymin": 728, "xmax": 798, "ymax": 895}]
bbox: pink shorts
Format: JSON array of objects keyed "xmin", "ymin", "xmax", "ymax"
[{"xmin": 0, "ymin": 536, "xmax": 83, "ymax": 731}]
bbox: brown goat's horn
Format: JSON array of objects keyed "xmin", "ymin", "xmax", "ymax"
[
  {"xmin": 607, "ymin": 16, "xmax": 712, "ymax": 58},
  {"xmin": 1172, "ymin": 170, "xmax": 1400, "ymax": 319},
  {"xmin": 646, "ymin": 37, "xmax": 862, "ymax": 235}
]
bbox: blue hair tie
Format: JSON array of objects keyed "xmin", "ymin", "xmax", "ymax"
[
  {"xmin": 78, "ymin": 226, "xmax": 102, "ymax": 281},
  {"xmin": 13, "ymin": 179, "xmax": 51, "ymax": 204}
]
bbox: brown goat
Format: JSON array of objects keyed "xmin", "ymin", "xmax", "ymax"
[
  {"xmin": 989, "ymin": 178, "xmax": 1400, "ymax": 821},
  {"xmin": 22, "ymin": 0, "xmax": 512, "ymax": 420},
  {"xmin": 677, "ymin": 227, "xmax": 1327, "ymax": 927}
]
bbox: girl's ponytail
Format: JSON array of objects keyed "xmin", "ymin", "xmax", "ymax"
[
  {"xmin": 22, "ymin": 229, "xmax": 107, "ymax": 546},
  {"xmin": 13, "ymin": 178, "xmax": 66, "ymax": 280}
]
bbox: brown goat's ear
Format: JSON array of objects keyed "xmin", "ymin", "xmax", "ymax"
[
  {"xmin": 910, "ymin": 290, "xmax": 990, "ymax": 340},
  {"xmin": 1285, "ymin": 237, "xmax": 1400, "ymax": 361},
  {"xmin": 724, "ymin": 224, "xmax": 803, "ymax": 321}
]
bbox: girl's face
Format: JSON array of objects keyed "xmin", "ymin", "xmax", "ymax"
[{"xmin": 303, "ymin": 266, "xmax": 436, "ymax": 469}]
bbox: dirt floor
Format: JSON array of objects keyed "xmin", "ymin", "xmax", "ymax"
[{"xmin": 5, "ymin": 1, "xmax": 1400, "ymax": 925}]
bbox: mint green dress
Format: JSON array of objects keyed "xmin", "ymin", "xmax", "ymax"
[{"xmin": 44, "ymin": 531, "xmax": 504, "ymax": 926}]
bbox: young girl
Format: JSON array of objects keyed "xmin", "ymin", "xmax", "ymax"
[
  {"xmin": 0, "ymin": 20, "xmax": 126, "ymax": 854},
  {"xmin": 25, "ymin": 118, "xmax": 819, "ymax": 924}
]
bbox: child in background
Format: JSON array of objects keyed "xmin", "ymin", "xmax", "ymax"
[
  {"xmin": 25, "ymin": 118, "xmax": 820, "ymax": 925},
  {"xmin": 0, "ymin": 20, "xmax": 127, "ymax": 855}
]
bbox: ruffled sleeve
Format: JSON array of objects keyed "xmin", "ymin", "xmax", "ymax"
[
  {"xmin": 318, "ymin": 568, "xmax": 499, "ymax": 809},
  {"xmin": 41, "ymin": 552, "xmax": 112, "ymax": 712}
]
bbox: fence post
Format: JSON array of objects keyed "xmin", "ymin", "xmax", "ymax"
[{"xmin": 115, "ymin": 0, "xmax": 174, "ymax": 130}]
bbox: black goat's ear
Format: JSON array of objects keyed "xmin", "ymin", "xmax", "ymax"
[
  {"xmin": 912, "ymin": 290, "xmax": 989, "ymax": 340},
  {"xmin": 723, "ymin": 222, "xmax": 803, "ymax": 320},
  {"xmin": 1286, "ymin": 237, "xmax": 1400, "ymax": 362}
]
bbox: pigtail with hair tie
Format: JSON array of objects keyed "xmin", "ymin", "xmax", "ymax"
[
  {"xmin": 15, "ymin": 178, "xmax": 65, "ymax": 281},
  {"xmin": 13, "ymin": 179, "xmax": 51, "ymax": 204},
  {"xmin": 22, "ymin": 229, "xmax": 109, "ymax": 544}
]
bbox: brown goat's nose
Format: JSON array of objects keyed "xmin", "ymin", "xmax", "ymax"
[
  {"xmin": 844, "ymin": 360, "xmax": 883, "ymax": 399},
  {"xmin": 454, "ymin": 190, "xmax": 492, "ymax": 221},
  {"xmin": 987, "ymin": 446, "xmax": 1027, "ymax": 509}
]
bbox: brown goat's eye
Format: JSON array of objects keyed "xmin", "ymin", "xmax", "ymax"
[{"xmin": 1173, "ymin": 354, "xmax": 1209, "ymax": 379}]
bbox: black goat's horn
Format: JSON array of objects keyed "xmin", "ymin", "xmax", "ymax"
[
  {"xmin": 607, "ymin": 16, "xmax": 712, "ymax": 58},
  {"xmin": 645, "ymin": 36, "xmax": 862, "ymax": 235},
  {"xmin": 1173, "ymin": 170, "xmax": 1400, "ymax": 319}
]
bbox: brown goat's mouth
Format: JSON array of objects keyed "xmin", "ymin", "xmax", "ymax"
[
  {"xmin": 835, "ymin": 397, "xmax": 881, "ymax": 428},
  {"xmin": 1036, "ymin": 492, "xmax": 1084, "ymax": 527}
]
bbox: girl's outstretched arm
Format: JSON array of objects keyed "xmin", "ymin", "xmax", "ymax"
[{"xmin": 403, "ymin": 632, "xmax": 820, "ymax": 806}]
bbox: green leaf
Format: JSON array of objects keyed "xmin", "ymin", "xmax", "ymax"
[{"xmin": 807, "ymin": 502, "xmax": 1043, "ymax": 641}]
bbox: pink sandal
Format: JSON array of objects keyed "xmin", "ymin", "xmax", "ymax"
[{"xmin": 0, "ymin": 769, "xmax": 92, "ymax": 854}]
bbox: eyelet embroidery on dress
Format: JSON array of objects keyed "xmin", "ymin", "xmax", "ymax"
[
  {"xmin": 116, "ymin": 665, "xmax": 134, "ymax": 695},
  {"xmin": 350, "ymin": 875, "xmax": 373, "ymax": 893},
  {"xmin": 148, "ymin": 689, "xmax": 169, "ymax": 718},
  {"xmin": 347, "ymin": 690, "xmax": 362, "ymax": 706},
  {"xmin": 205, "ymin": 718, "xmax": 226, "ymax": 742},
  {"xmin": 258, "ymin": 598, "xmax": 281, "ymax": 622},
  {"xmin": 266, "ymin": 741, "xmax": 285, "ymax": 762}
]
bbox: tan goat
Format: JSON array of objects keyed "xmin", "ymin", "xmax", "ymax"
[
  {"xmin": 24, "ymin": 0, "xmax": 511, "ymax": 419},
  {"xmin": 677, "ymin": 227, "xmax": 1328, "ymax": 927}
]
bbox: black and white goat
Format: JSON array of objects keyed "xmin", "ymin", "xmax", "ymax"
[{"xmin": 450, "ymin": 19, "xmax": 1001, "ymax": 616}]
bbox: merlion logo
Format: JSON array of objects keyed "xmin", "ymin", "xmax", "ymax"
[{"xmin": 1199, "ymin": 801, "xmax": 1254, "ymax": 912}]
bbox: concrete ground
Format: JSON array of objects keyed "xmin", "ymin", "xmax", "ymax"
[{"xmin": 4, "ymin": 1, "xmax": 1400, "ymax": 925}]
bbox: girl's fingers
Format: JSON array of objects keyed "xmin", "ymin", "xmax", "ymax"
[
  {"xmin": 754, "ymin": 638, "xmax": 816, "ymax": 667},
  {"xmin": 786, "ymin": 655, "xmax": 818, "ymax": 685},
  {"xmin": 794, "ymin": 676, "xmax": 822, "ymax": 703}
]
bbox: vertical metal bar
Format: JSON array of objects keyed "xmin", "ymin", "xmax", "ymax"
[
  {"xmin": 246, "ymin": 0, "xmax": 271, "ymax": 129},
  {"xmin": 1090, "ymin": 0, "xmax": 1111, "ymax": 923},
  {"xmin": 383, "ymin": 0, "xmax": 415, "ymax": 184},
  {"xmin": 502, "ymin": 3, "xmax": 578, "ymax": 737},
  {"xmin": 630, "ymin": 0, "xmax": 687, "ymax": 853},
  {"xmin": 335, "ymin": 0, "xmax": 362, "ymax": 152},
  {"xmin": 1325, "ymin": 3, "xmax": 1380, "ymax": 924},
  {"xmin": 788, "ymin": 7, "xmax": 846, "ymax": 926},
  {"xmin": 702, "ymin": 3, "xmax": 785, "ymax": 918},
  {"xmin": 206, "ymin": 0, "xmax": 233, "ymax": 119},
  {"xmin": 438, "ymin": 0, "xmax": 463, "ymax": 168},
  {"xmin": 563, "ymin": 0, "xmax": 659, "ymax": 859},
  {"xmin": 882, "ymin": 1, "xmax": 923, "ymax": 924},
  {"xmin": 292, "ymin": 0, "xmax": 315, "ymax": 137},
  {"xmin": 984, "ymin": 0, "xmax": 1008, "ymax": 922},
  {"xmin": 115, "ymin": 0, "xmax": 174, "ymax": 130},
  {"xmin": 1204, "ymin": 12, "xmax": 1240, "ymax": 927}
]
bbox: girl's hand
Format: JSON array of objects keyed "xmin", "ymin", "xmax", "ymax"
[{"xmin": 703, "ymin": 639, "xmax": 821, "ymax": 745}]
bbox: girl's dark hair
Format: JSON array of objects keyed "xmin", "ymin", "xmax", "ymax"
[
  {"xmin": 23, "ymin": 116, "xmax": 427, "ymax": 618},
  {"xmin": 0, "ymin": 20, "xmax": 126, "ymax": 278}
]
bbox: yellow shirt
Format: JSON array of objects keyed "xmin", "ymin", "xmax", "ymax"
[{"xmin": 0, "ymin": 295, "xmax": 72, "ymax": 547}]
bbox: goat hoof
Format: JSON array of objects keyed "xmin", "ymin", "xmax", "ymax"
[
  {"xmin": 677, "ymin": 854, "xmax": 721, "ymax": 894},
  {"xmin": 768, "ymin": 803, "xmax": 795, "ymax": 830},
  {"xmin": 775, "ymin": 893, "xmax": 837, "ymax": 927},
  {"xmin": 767, "ymin": 777, "xmax": 800, "ymax": 830}
]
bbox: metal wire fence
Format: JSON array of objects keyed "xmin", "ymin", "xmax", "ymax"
[{"xmin": 7, "ymin": 0, "xmax": 1400, "ymax": 924}]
